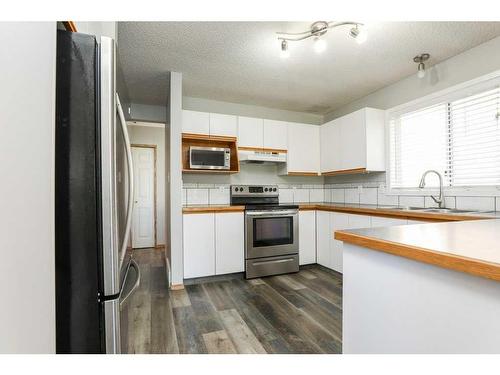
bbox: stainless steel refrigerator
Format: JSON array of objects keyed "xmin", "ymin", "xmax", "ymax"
[{"xmin": 55, "ymin": 30, "xmax": 139, "ymax": 353}]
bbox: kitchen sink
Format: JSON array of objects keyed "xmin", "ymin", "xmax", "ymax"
[
  {"xmin": 423, "ymin": 208, "xmax": 476, "ymax": 214},
  {"xmin": 384, "ymin": 206, "xmax": 428, "ymax": 211}
]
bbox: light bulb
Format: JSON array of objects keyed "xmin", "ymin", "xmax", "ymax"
[
  {"xmin": 355, "ymin": 27, "xmax": 367, "ymax": 44},
  {"xmin": 313, "ymin": 37, "xmax": 326, "ymax": 53},
  {"xmin": 417, "ymin": 62, "xmax": 426, "ymax": 78},
  {"xmin": 280, "ymin": 40, "xmax": 290, "ymax": 59}
]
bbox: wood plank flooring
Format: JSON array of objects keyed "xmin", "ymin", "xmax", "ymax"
[{"xmin": 123, "ymin": 248, "xmax": 343, "ymax": 354}]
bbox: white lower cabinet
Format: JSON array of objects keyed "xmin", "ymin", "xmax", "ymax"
[
  {"xmin": 371, "ymin": 216, "xmax": 407, "ymax": 227},
  {"xmin": 316, "ymin": 210, "xmax": 331, "ymax": 268},
  {"xmin": 299, "ymin": 210, "xmax": 316, "ymax": 265},
  {"xmin": 215, "ymin": 212, "xmax": 244, "ymax": 275},
  {"xmin": 183, "ymin": 212, "xmax": 244, "ymax": 279},
  {"xmin": 183, "ymin": 213, "xmax": 215, "ymax": 279},
  {"xmin": 348, "ymin": 213, "xmax": 372, "ymax": 229},
  {"xmin": 330, "ymin": 213, "xmax": 349, "ymax": 273}
]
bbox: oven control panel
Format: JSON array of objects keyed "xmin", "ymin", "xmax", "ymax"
[{"xmin": 231, "ymin": 185, "xmax": 279, "ymax": 196}]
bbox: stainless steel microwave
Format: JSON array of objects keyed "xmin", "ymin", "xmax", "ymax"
[{"xmin": 189, "ymin": 146, "xmax": 231, "ymax": 170}]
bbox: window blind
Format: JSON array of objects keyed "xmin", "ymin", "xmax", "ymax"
[{"xmin": 389, "ymin": 83, "xmax": 500, "ymax": 189}]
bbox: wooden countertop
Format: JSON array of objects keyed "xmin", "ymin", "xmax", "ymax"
[
  {"xmin": 182, "ymin": 205, "xmax": 245, "ymax": 214},
  {"xmin": 301, "ymin": 203, "xmax": 497, "ymax": 222},
  {"xmin": 183, "ymin": 202, "xmax": 498, "ymax": 221},
  {"xmin": 335, "ymin": 219, "xmax": 500, "ymax": 282}
]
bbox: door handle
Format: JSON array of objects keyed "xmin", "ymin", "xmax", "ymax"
[
  {"xmin": 120, "ymin": 259, "xmax": 141, "ymax": 307},
  {"xmin": 116, "ymin": 93, "xmax": 134, "ymax": 269}
]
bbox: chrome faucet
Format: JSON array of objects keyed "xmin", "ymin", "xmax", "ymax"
[{"xmin": 419, "ymin": 170, "xmax": 444, "ymax": 208}]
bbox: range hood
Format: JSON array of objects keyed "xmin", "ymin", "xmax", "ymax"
[{"xmin": 238, "ymin": 149, "xmax": 287, "ymax": 164}]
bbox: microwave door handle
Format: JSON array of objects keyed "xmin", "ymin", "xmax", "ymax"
[{"xmin": 116, "ymin": 93, "xmax": 134, "ymax": 268}]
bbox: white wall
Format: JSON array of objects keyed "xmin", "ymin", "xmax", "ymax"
[
  {"xmin": 128, "ymin": 125, "xmax": 166, "ymax": 245},
  {"xmin": 168, "ymin": 72, "xmax": 184, "ymax": 286},
  {"xmin": 325, "ymin": 35, "xmax": 500, "ymax": 121},
  {"xmin": 0, "ymin": 22, "xmax": 56, "ymax": 353}
]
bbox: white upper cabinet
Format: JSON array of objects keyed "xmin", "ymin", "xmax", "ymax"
[
  {"xmin": 238, "ymin": 116, "xmax": 264, "ymax": 148},
  {"xmin": 182, "ymin": 110, "xmax": 210, "ymax": 135},
  {"xmin": 340, "ymin": 110, "xmax": 367, "ymax": 170},
  {"xmin": 209, "ymin": 113, "xmax": 238, "ymax": 137},
  {"xmin": 320, "ymin": 107, "xmax": 385, "ymax": 173},
  {"xmin": 320, "ymin": 119, "xmax": 341, "ymax": 173},
  {"xmin": 284, "ymin": 122, "xmax": 320, "ymax": 175},
  {"xmin": 263, "ymin": 119, "xmax": 288, "ymax": 150}
]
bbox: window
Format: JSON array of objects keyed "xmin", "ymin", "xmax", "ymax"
[{"xmin": 389, "ymin": 82, "xmax": 500, "ymax": 189}]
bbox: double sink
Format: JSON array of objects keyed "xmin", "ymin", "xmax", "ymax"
[{"xmin": 378, "ymin": 206, "xmax": 492, "ymax": 215}]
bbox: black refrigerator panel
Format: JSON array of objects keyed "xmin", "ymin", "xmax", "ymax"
[{"xmin": 55, "ymin": 30, "xmax": 104, "ymax": 354}]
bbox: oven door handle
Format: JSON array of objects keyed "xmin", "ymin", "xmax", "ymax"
[
  {"xmin": 251, "ymin": 258, "xmax": 295, "ymax": 266},
  {"xmin": 246, "ymin": 210, "xmax": 298, "ymax": 216}
]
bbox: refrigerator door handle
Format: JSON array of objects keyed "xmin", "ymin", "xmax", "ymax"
[
  {"xmin": 120, "ymin": 259, "xmax": 141, "ymax": 306},
  {"xmin": 116, "ymin": 93, "xmax": 134, "ymax": 269}
]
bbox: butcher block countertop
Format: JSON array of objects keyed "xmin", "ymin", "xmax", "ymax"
[
  {"xmin": 183, "ymin": 202, "xmax": 498, "ymax": 222},
  {"xmin": 335, "ymin": 219, "xmax": 500, "ymax": 282},
  {"xmin": 182, "ymin": 204, "xmax": 245, "ymax": 214}
]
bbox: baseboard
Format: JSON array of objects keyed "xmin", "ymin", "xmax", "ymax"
[
  {"xmin": 170, "ymin": 283, "xmax": 184, "ymax": 290},
  {"xmin": 155, "ymin": 244, "xmax": 166, "ymax": 250}
]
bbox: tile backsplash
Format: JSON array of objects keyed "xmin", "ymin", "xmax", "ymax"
[{"xmin": 183, "ymin": 179, "xmax": 499, "ymax": 211}]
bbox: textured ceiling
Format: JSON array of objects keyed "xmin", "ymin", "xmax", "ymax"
[{"xmin": 117, "ymin": 22, "xmax": 500, "ymax": 115}]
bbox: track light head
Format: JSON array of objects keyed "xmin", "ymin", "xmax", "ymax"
[
  {"xmin": 349, "ymin": 25, "xmax": 367, "ymax": 44},
  {"xmin": 280, "ymin": 40, "xmax": 290, "ymax": 59}
]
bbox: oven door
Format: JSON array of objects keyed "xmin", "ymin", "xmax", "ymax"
[{"xmin": 245, "ymin": 209, "xmax": 299, "ymax": 259}]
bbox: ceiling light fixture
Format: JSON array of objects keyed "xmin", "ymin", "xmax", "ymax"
[
  {"xmin": 277, "ymin": 21, "xmax": 366, "ymax": 57},
  {"xmin": 414, "ymin": 53, "xmax": 430, "ymax": 79},
  {"xmin": 280, "ymin": 40, "xmax": 290, "ymax": 59}
]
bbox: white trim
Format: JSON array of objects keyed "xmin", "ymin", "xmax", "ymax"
[
  {"xmin": 127, "ymin": 120, "xmax": 165, "ymax": 128},
  {"xmin": 385, "ymin": 69, "xmax": 500, "ymax": 195}
]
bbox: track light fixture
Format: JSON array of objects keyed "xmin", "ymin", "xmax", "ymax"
[
  {"xmin": 414, "ymin": 53, "xmax": 430, "ymax": 79},
  {"xmin": 277, "ymin": 21, "xmax": 366, "ymax": 57}
]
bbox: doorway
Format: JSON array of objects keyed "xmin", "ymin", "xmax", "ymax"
[{"xmin": 131, "ymin": 145, "xmax": 157, "ymax": 248}]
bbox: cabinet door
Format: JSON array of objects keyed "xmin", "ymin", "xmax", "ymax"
[
  {"xmin": 288, "ymin": 123, "xmax": 320, "ymax": 174},
  {"xmin": 299, "ymin": 211, "xmax": 316, "ymax": 265},
  {"xmin": 348, "ymin": 213, "xmax": 371, "ymax": 229},
  {"xmin": 340, "ymin": 109, "xmax": 366, "ymax": 170},
  {"xmin": 182, "ymin": 110, "xmax": 209, "ymax": 135},
  {"xmin": 320, "ymin": 120, "xmax": 341, "ymax": 173},
  {"xmin": 210, "ymin": 113, "xmax": 237, "ymax": 137},
  {"xmin": 371, "ymin": 216, "xmax": 407, "ymax": 228},
  {"xmin": 215, "ymin": 212, "xmax": 244, "ymax": 275},
  {"xmin": 263, "ymin": 119, "xmax": 288, "ymax": 150},
  {"xmin": 183, "ymin": 213, "xmax": 215, "ymax": 278},
  {"xmin": 407, "ymin": 219, "xmax": 429, "ymax": 225},
  {"xmin": 238, "ymin": 116, "xmax": 263, "ymax": 148},
  {"xmin": 316, "ymin": 210, "xmax": 330, "ymax": 268},
  {"xmin": 330, "ymin": 212, "xmax": 349, "ymax": 273}
]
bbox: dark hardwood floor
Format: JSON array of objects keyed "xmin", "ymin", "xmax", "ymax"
[{"xmin": 123, "ymin": 248, "xmax": 343, "ymax": 354}]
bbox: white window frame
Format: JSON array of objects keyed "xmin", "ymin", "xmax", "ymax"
[{"xmin": 385, "ymin": 69, "xmax": 500, "ymax": 197}]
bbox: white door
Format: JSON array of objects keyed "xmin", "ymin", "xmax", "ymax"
[{"xmin": 131, "ymin": 147, "xmax": 155, "ymax": 248}]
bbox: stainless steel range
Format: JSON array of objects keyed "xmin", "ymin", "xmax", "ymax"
[{"xmin": 231, "ymin": 185, "xmax": 299, "ymax": 279}]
